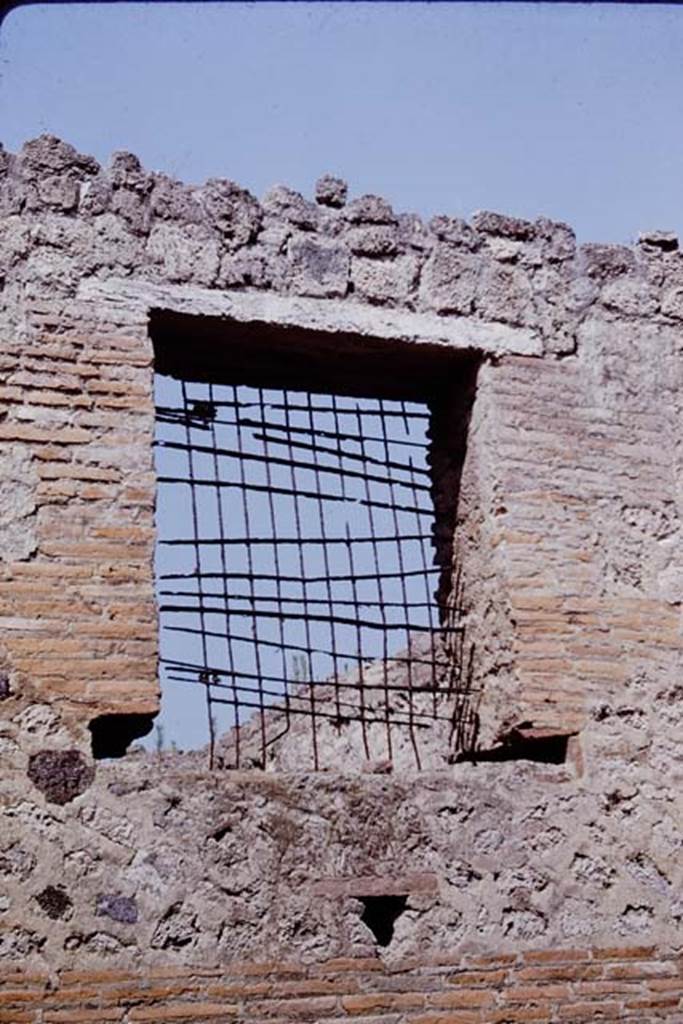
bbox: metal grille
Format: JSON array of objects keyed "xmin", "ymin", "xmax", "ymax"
[{"xmin": 155, "ymin": 375, "xmax": 465, "ymax": 769}]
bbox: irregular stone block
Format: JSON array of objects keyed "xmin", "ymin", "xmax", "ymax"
[
  {"xmin": 288, "ymin": 236, "xmax": 350, "ymax": 297},
  {"xmin": 315, "ymin": 174, "xmax": 348, "ymax": 208},
  {"xmin": 27, "ymin": 750, "xmax": 95, "ymax": 805},
  {"xmin": 420, "ymin": 245, "xmax": 479, "ymax": 314},
  {"xmin": 351, "ymin": 254, "xmax": 419, "ymax": 305}
]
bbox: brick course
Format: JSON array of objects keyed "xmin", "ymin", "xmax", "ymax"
[{"xmin": 2, "ymin": 948, "xmax": 682, "ymax": 1023}]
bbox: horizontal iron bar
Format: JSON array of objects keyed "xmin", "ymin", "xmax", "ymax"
[
  {"xmin": 160, "ymin": 567, "xmax": 439, "ymax": 584},
  {"xmin": 160, "ymin": 602, "xmax": 462, "ymax": 633},
  {"xmin": 240, "ymin": 417, "xmax": 428, "ymax": 450},
  {"xmin": 163, "ymin": 624, "xmax": 454, "ymax": 669},
  {"xmin": 160, "ymin": 533, "xmax": 433, "ymax": 547},
  {"xmin": 177, "ymin": 397, "xmax": 429, "ymax": 419},
  {"xmin": 157, "ymin": 476, "xmax": 433, "ymax": 516},
  {"xmin": 156, "ymin": 439, "xmax": 432, "ymax": 493},
  {"xmin": 250, "ymin": 432, "xmax": 430, "ymax": 478},
  {"xmin": 159, "ymin": 589, "xmax": 445, "ymax": 611},
  {"xmin": 157, "ymin": 410, "xmax": 428, "ymax": 449},
  {"xmin": 194, "ymin": 689, "xmax": 454, "ymax": 728},
  {"xmin": 162, "ymin": 657, "xmax": 461, "ymax": 695}
]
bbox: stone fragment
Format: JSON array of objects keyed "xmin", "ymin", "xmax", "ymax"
[
  {"xmin": 315, "ymin": 174, "xmax": 348, "ymax": 208},
  {"xmin": 580, "ymin": 243, "xmax": 636, "ymax": 280},
  {"xmin": 217, "ymin": 248, "xmax": 274, "ymax": 289},
  {"xmin": 96, "ymin": 893, "xmax": 139, "ymax": 925},
  {"xmin": 0, "ymin": 445, "xmax": 38, "ymax": 561},
  {"xmin": 472, "ymin": 210, "xmax": 535, "ymax": 240},
  {"xmin": 601, "ymin": 278, "xmax": 658, "ymax": 317},
  {"xmin": 344, "ymin": 194, "xmax": 396, "ymax": 225},
  {"xmin": 428, "ymin": 215, "xmax": 477, "ymax": 250},
  {"xmin": 146, "ymin": 222, "xmax": 220, "ymax": 285},
  {"xmin": 487, "ymin": 237, "xmax": 523, "ymax": 263},
  {"xmin": 660, "ymin": 285, "xmax": 683, "ymax": 320},
  {"xmin": 27, "ymin": 749, "xmax": 95, "ymax": 805},
  {"xmin": 262, "ymin": 185, "xmax": 318, "ymax": 230},
  {"xmin": 351, "ymin": 254, "xmax": 419, "ymax": 305},
  {"xmin": 109, "ymin": 151, "xmax": 150, "ymax": 192},
  {"xmin": 18, "ymin": 135, "xmax": 99, "ymax": 178},
  {"xmin": 149, "ymin": 173, "xmax": 204, "ymax": 224},
  {"xmin": 201, "ymin": 178, "xmax": 262, "ymax": 247},
  {"xmin": 79, "ymin": 173, "xmax": 113, "ymax": 216},
  {"xmin": 288, "ymin": 236, "xmax": 350, "ymax": 297},
  {"xmin": 638, "ymin": 230, "xmax": 678, "ymax": 252},
  {"xmin": 347, "ymin": 224, "xmax": 398, "ymax": 257},
  {"xmin": 419, "ymin": 245, "xmax": 479, "ymax": 314},
  {"xmin": 534, "ymin": 217, "xmax": 577, "ymax": 262},
  {"xmin": 36, "ymin": 885, "xmax": 72, "ymax": 920},
  {"xmin": 111, "ymin": 187, "xmax": 151, "ymax": 236},
  {"xmin": 396, "ymin": 212, "xmax": 430, "ymax": 251},
  {"xmin": 476, "ymin": 261, "xmax": 534, "ymax": 326}
]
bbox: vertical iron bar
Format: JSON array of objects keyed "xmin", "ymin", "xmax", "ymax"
[
  {"xmin": 354, "ymin": 405, "xmax": 393, "ymax": 762},
  {"xmin": 181, "ymin": 380, "xmax": 214, "ymax": 768},
  {"xmin": 402, "ymin": 399, "xmax": 439, "ymax": 719},
  {"xmin": 378, "ymin": 398, "xmax": 421, "ymax": 769},
  {"xmin": 305, "ymin": 391, "xmax": 342, "ymax": 727},
  {"xmin": 282, "ymin": 388, "xmax": 319, "ymax": 770},
  {"xmin": 331, "ymin": 394, "xmax": 370, "ymax": 761},
  {"xmin": 208, "ymin": 381, "xmax": 238, "ymax": 767},
  {"xmin": 233, "ymin": 383, "xmax": 267, "ymax": 766},
  {"xmin": 257, "ymin": 386, "xmax": 292, "ymax": 741}
]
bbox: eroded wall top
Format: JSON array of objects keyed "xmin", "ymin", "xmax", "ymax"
[{"xmin": 2, "ymin": 133, "xmax": 682, "ymax": 355}]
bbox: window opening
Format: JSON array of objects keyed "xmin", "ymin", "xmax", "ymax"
[{"xmin": 151, "ymin": 317, "xmax": 478, "ymax": 771}]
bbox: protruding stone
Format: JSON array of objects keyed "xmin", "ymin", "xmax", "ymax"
[
  {"xmin": 344, "ymin": 194, "xmax": 396, "ymax": 225},
  {"xmin": 150, "ymin": 174, "xmax": 204, "ymax": 224},
  {"xmin": 580, "ymin": 243, "xmax": 636, "ymax": 280},
  {"xmin": 27, "ymin": 749, "xmax": 95, "ymax": 805},
  {"xmin": 471, "ymin": 210, "xmax": 535, "ymax": 240},
  {"xmin": 109, "ymin": 151, "xmax": 150, "ymax": 192},
  {"xmin": 347, "ymin": 224, "xmax": 398, "ymax": 258},
  {"xmin": 315, "ymin": 174, "xmax": 348, "ymax": 208},
  {"xmin": 18, "ymin": 135, "xmax": 99, "ymax": 178},
  {"xmin": 201, "ymin": 178, "xmax": 262, "ymax": 248},
  {"xmin": 429, "ymin": 215, "xmax": 478, "ymax": 251},
  {"xmin": 638, "ymin": 230, "xmax": 679, "ymax": 253},
  {"xmin": 262, "ymin": 185, "xmax": 318, "ymax": 230},
  {"xmin": 535, "ymin": 217, "xmax": 576, "ymax": 262}
]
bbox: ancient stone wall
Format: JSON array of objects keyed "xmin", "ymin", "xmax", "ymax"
[
  {"xmin": 3, "ymin": 947, "xmax": 683, "ymax": 1023},
  {"xmin": 1, "ymin": 136, "xmax": 682, "ymax": 1009}
]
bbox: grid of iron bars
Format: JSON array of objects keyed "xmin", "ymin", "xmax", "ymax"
[{"xmin": 155, "ymin": 377, "xmax": 463, "ymax": 769}]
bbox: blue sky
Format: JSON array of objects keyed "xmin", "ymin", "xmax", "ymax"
[{"xmin": 2, "ymin": 2, "xmax": 683, "ymax": 242}]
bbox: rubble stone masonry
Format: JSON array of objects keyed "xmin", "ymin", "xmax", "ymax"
[{"xmin": 1, "ymin": 136, "xmax": 682, "ymax": 1016}]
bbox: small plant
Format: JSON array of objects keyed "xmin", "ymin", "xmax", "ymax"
[{"xmin": 290, "ymin": 654, "xmax": 310, "ymax": 684}]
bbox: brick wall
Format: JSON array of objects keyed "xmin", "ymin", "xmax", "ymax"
[
  {"xmin": 2, "ymin": 947, "xmax": 682, "ymax": 1023},
  {"xmin": 0, "ymin": 298, "xmax": 157, "ymax": 733}
]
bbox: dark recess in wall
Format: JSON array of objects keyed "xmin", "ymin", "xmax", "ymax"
[
  {"xmin": 359, "ymin": 894, "xmax": 408, "ymax": 947},
  {"xmin": 89, "ymin": 713, "xmax": 155, "ymax": 759}
]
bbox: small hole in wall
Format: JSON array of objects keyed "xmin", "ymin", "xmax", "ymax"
[
  {"xmin": 358, "ymin": 894, "xmax": 408, "ymax": 947},
  {"xmin": 89, "ymin": 713, "xmax": 155, "ymax": 759}
]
